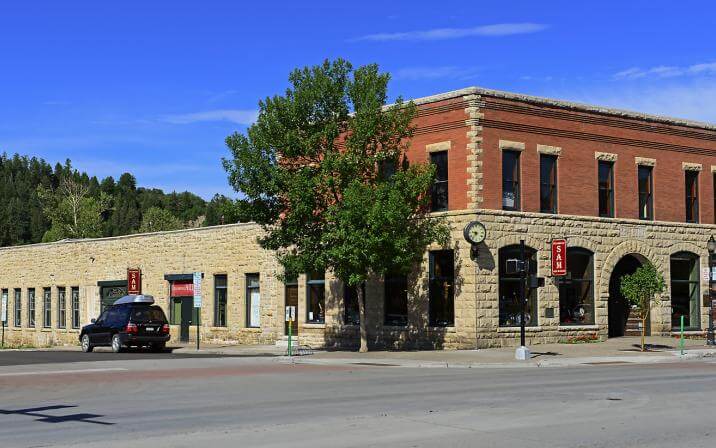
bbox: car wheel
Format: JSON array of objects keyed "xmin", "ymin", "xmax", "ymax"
[
  {"xmin": 111, "ymin": 335, "xmax": 124, "ymax": 353},
  {"xmin": 150, "ymin": 343, "xmax": 166, "ymax": 353},
  {"xmin": 81, "ymin": 334, "xmax": 94, "ymax": 353}
]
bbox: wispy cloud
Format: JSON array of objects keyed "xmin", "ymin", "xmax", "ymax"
[
  {"xmin": 352, "ymin": 23, "xmax": 548, "ymax": 42},
  {"xmin": 614, "ymin": 61, "xmax": 716, "ymax": 80},
  {"xmin": 550, "ymin": 81, "xmax": 716, "ymax": 124},
  {"xmin": 393, "ymin": 66, "xmax": 481, "ymax": 81},
  {"xmin": 162, "ymin": 109, "xmax": 258, "ymax": 125}
]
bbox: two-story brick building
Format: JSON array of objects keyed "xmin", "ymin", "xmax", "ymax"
[{"xmin": 2, "ymin": 86, "xmax": 716, "ymax": 349}]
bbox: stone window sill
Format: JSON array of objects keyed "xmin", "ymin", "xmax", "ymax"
[
  {"xmin": 428, "ymin": 326, "xmax": 456, "ymax": 333},
  {"xmin": 241, "ymin": 327, "xmax": 262, "ymax": 332},
  {"xmin": 498, "ymin": 326, "xmax": 543, "ymax": 333},
  {"xmin": 558, "ymin": 325, "xmax": 599, "ymax": 331},
  {"xmin": 208, "ymin": 326, "xmax": 229, "ymax": 331},
  {"xmin": 302, "ymin": 323, "xmax": 326, "ymax": 329}
]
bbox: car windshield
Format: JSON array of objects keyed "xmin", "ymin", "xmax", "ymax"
[{"xmin": 130, "ymin": 306, "xmax": 167, "ymax": 323}]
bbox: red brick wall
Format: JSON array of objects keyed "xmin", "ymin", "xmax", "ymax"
[
  {"xmin": 405, "ymin": 97, "xmax": 470, "ymax": 211},
  {"xmin": 480, "ymin": 96, "xmax": 716, "ymax": 223}
]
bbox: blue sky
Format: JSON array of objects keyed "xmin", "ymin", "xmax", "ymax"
[{"xmin": 1, "ymin": 1, "xmax": 714, "ymax": 198}]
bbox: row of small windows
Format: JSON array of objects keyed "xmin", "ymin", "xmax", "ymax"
[
  {"xmin": 1, "ymin": 287, "xmax": 80, "ymax": 329},
  {"xmin": 427, "ymin": 148, "xmax": 706, "ymax": 222}
]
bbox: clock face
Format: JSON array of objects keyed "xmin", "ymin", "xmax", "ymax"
[{"xmin": 464, "ymin": 221, "xmax": 486, "ymax": 244}]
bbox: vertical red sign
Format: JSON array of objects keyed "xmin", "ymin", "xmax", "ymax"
[
  {"xmin": 551, "ymin": 239, "xmax": 567, "ymax": 276},
  {"xmin": 127, "ymin": 268, "xmax": 141, "ymax": 295}
]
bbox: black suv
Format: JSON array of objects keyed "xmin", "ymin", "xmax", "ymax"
[{"xmin": 80, "ymin": 301, "xmax": 170, "ymax": 353}]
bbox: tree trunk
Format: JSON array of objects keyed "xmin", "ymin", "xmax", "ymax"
[{"xmin": 358, "ymin": 282, "xmax": 368, "ymax": 353}]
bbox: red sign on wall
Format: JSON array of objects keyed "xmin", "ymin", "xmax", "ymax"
[
  {"xmin": 551, "ymin": 239, "xmax": 567, "ymax": 276},
  {"xmin": 170, "ymin": 281, "xmax": 194, "ymax": 297},
  {"xmin": 127, "ymin": 268, "xmax": 142, "ymax": 295}
]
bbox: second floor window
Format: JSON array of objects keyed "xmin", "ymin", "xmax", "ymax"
[
  {"xmin": 638, "ymin": 165, "xmax": 653, "ymax": 220},
  {"xmin": 685, "ymin": 170, "xmax": 699, "ymax": 223},
  {"xmin": 430, "ymin": 151, "xmax": 448, "ymax": 212},
  {"xmin": 540, "ymin": 155, "xmax": 557, "ymax": 213},
  {"xmin": 598, "ymin": 161, "xmax": 614, "ymax": 217},
  {"xmin": 502, "ymin": 150, "xmax": 521, "ymax": 210}
]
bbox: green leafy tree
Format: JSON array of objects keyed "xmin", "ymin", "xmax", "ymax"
[
  {"xmin": 138, "ymin": 206, "xmax": 183, "ymax": 233},
  {"xmin": 38, "ymin": 177, "xmax": 112, "ymax": 242},
  {"xmin": 223, "ymin": 59, "xmax": 450, "ymax": 352},
  {"xmin": 620, "ymin": 262, "xmax": 666, "ymax": 351}
]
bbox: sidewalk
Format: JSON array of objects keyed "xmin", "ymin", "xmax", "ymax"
[{"xmin": 170, "ymin": 336, "xmax": 716, "ymax": 369}]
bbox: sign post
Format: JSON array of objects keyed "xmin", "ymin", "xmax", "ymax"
[
  {"xmin": 285, "ymin": 306, "xmax": 296, "ymax": 357},
  {"xmin": 193, "ymin": 272, "xmax": 202, "ymax": 351},
  {"xmin": 1, "ymin": 291, "xmax": 6, "ymax": 348}
]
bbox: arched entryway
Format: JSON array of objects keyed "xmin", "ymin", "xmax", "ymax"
[{"xmin": 608, "ymin": 254, "xmax": 645, "ymax": 337}]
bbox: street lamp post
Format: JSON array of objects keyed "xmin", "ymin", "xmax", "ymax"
[{"xmin": 707, "ymin": 236, "xmax": 716, "ymax": 346}]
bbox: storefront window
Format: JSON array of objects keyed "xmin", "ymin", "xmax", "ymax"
[
  {"xmin": 71, "ymin": 287, "xmax": 80, "ymax": 329},
  {"xmin": 43, "ymin": 287, "xmax": 51, "ymax": 328},
  {"xmin": 670, "ymin": 252, "xmax": 700, "ymax": 329},
  {"xmin": 307, "ymin": 273, "xmax": 325, "ymax": 323},
  {"xmin": 384, "ymin": 274, "xmax": 408, "ymax": 326},
  {"xmin": 14, "ymin": 289, "xmax": 21, "ymax": 327},
  {"xmin": 246, "ymin": 274, "xmax": 261, "ymax": 328},
  {"xmin": 57, "ymin": 287, "xmax": 66, "ymax": 329},
  {"xmin": 343, "ymin": 284, "xmax": 360, "ymax": 325},
  {"xmin": 429, "ymin": 250, "xmax": 454, "ymax": 327},
  {"xmin": 499, "ymin": 245, "xmax": 538, "ymax": 327},
  {"xmin": 28, "ymin": 288, "xmax": 35, "ymax": 327},
  {"xmin": 214, "ymin": 275, "xmax": 227, "ymax": 327},
  {"xmin": 559, "ymin": 248, "xmax": 595, "ymax": 325}
]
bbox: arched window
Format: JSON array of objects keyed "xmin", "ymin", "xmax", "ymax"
[
  {"xmin": 499, "ymin": 245, "xmax": 538, "ymax": 327},
  {"xmin": 670, "ymin": 251, "xmax": 700, "ymax": 329},
  {"xmin": 558, "ymin": 248, "xmax": 594, "ymax": 325}
]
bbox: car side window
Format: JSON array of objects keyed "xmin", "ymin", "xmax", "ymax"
[{"xmin": 96, "ymin": 310, "xmax": 109, "ymax": 324}]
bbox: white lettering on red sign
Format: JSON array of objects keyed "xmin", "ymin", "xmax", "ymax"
[{"xmin": 551, "ymin": 239, "xmax": 568, "ymax": 276}]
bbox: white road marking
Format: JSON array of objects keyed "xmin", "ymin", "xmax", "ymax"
[{"xmin": 0, "ymin": 367, "xmax": 128, "ymax": 377}]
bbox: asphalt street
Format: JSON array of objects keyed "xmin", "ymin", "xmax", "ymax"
[{"xmin": 1, "ymin": 351, "xmax": 715, "ymax": 448}]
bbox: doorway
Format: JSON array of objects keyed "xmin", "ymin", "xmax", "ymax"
[
  {"xmin": 170, "ymin": 296, "xmax": 196, "ymax": 342},
  {"xmin": 608, "ymin": 254, "xmax": 644, "ymax": 337}
]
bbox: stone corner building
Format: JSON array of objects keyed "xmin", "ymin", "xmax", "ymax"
[{"xmin": 2, "ymin": 86, "xmax": 716, "ymax": 350}]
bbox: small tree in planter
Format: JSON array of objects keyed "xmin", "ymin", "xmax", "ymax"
[{"xmin": 619, "ymin": 262, "xmax": 665, "ymax": 351}]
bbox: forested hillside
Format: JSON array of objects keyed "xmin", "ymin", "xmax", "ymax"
[{"xmin": 0, "ymin": 153, "xmax": 239, "ymax": 247}]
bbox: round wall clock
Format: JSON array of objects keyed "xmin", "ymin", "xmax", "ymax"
[{"xmin": 463, "ymin": 220, "xmax": 487, "ymax": 245}]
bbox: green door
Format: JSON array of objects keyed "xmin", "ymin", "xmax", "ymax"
[{"xmin": 101, "ymin": 285, "xmax": 127, "ymax": 313}]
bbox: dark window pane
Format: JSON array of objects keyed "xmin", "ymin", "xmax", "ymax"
[
  {"xmin": 429, "ymin": 250, "xmax": 454, "ymax": 326},
  {"xmin": 430, "ymin": 151, "xmax": 448, "ymax": 211},
  {"xmin": 499, "ymin": 245, "xmax": 538, "ymax": 327},
  {"xmin": 214, "ymin": 275, "xmax": 227, "ymax": 327},
  {"xmin": 384, "ymin": 275, "xmax": 408, "ymax": 326},
  {"xmin": 670, "ymin": 252, "xmax": 700, "ymax": 329},
  {"xmin": 43, "ymin": 288, "xmax": 51, "ymax": 328},
  {"xmin": 559, "ymin": 249, "xmax": 595, "ymax": 325},
  {"xmin": 28, "ymin": 289, "xmax": 35, "ymax": 327},
  {"xmin": 343, "ymin": 284, "xmax": 360, "ymax": 325},
  {"xmin": 685, "ymin": 171, "xmax": 699, "ymax": 223},
  {"xmin": 638, "ymin": 166, "xmax": 653, "ymax": 220},
  {"xmin": 57, "ymin": 287, "xmax": 66, "ymax": 329},
  {"xmin": 14, "ymin": 289, "xmax": 21, "ymax": 327},
  {"xmin": 307, "ymin": 273, "xmax": 325, "ymax": 323},
  {"xmin": 598, "ymin": 162, "xmax": 614, "ymax": 217},
  {"xmin": 71, "ymin": 287, "xmax": 80, "ymax": 329},
  {"xmin": 502, "ymin": 151, "xmax": 521, "ymax": 210},
  {"xmin": 540, "ymin": 155, "xmax": 557, "ymax": 213}
]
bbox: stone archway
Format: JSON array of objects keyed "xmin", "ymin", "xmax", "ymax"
[{"xmin": 607, "ymin": 254, "xmax": 645, "ymax": 337}]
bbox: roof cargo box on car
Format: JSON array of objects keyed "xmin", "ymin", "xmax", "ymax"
[{"xmin": 113, "ymin": 294, "xmax": 155, "ymax": 305}]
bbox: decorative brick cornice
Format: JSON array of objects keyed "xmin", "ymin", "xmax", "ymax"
[
  {"xmin": 682, "ymin": 162, "xmax": 703, "ymax": 171},
  {"xmin": 635, "ymin": 157, "xmax": 656, "ymax": 167},
  {"xmin": 537, "ymin": 144, "xmax": 562, "ymax": 156},
  {"xmin": 595, "ymin": 152, "xmax": 618, "ymax": 162}
]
